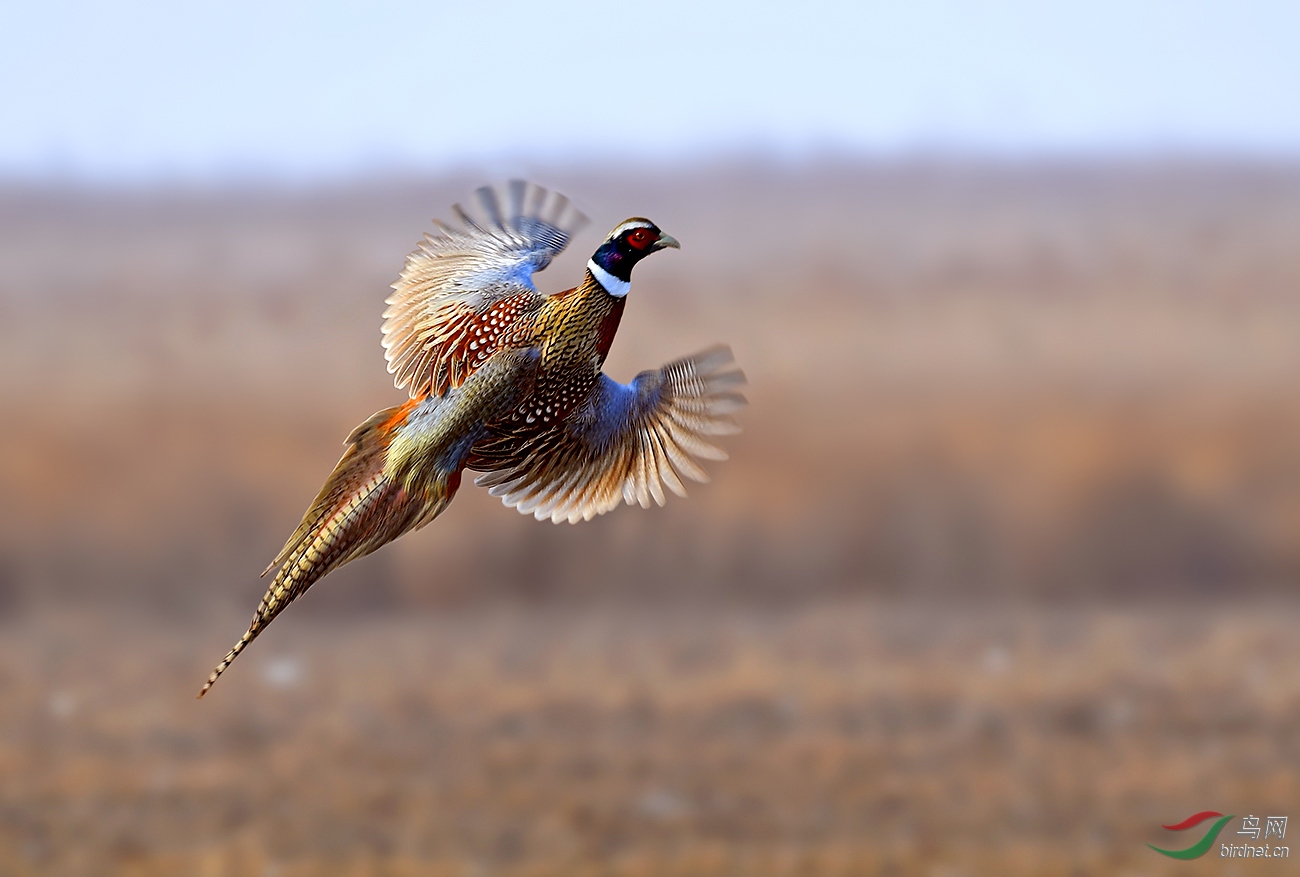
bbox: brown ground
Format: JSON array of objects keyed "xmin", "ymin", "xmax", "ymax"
[
  {"xmin": 2, "ymin": 602, "xmax": 1297, "ymax": 875},
  {"xmin": 1, "ymin": 160, "xmax": 1299, "ymax": 873}
]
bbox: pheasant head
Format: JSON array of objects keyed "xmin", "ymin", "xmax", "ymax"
[{"xmin": 587, "ymin": 219, "xmax": 679, "ymax": 297}]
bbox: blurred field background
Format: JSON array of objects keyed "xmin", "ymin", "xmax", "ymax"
[
  {"xmin": 6, "ymin": 1, "xmax": 1300, "ymax": 874},
  {"xmin": 5, "ymin": 162, "xmax": 1300, "ymax": 610},
  {"xmin": 1, "ymin": 162, "xmax": 1299, "ymax": 874}
]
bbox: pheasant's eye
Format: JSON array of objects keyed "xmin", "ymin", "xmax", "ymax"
[{"xmin": 625, "ymin": 228, "xmax": 655, "ymax": 250}]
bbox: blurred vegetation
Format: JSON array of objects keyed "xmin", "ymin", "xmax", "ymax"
[{"xmin": 2, "ymin": 161, "xmax": 1299, "ymax": 614}]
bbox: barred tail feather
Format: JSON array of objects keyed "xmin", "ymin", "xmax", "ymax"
[{"xmin": 198, "ymin": 402, "xmax": 456, "ymax": 697}]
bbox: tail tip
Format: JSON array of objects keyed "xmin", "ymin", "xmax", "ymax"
[
  {"xmin": 196, "ymin": 627, "xmax": 255, "ymax": 700},
  {"xmin": 196, "ymin": 666, "xmax": 224, "ymax": 699}
]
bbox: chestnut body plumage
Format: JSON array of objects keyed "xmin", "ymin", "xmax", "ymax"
[{"xmin": 199, "ymin": 183, "xmax": 745, "ymax": 697}]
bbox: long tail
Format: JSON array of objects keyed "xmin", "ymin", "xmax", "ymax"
[{"xmin": 198, "ymin": 400, "xmax": 460, "ymax": 697}]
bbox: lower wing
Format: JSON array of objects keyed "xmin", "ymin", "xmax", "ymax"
[{"xmin": 471, "ymin": 346, "xmax": 746, "ymax": 524}]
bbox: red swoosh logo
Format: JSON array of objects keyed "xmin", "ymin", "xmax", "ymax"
[{"xmin": 1162, "ymin": 811, "xmax": 1223, "ymax": 831}]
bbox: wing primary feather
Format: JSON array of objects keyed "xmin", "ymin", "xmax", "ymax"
[
  {"xmin": 660, "ymin": 430, "xmax": 710, "ymax": 483},
  {"xmin": 452, "ymin": 203, "xmax": 486, "ymax": 235},
  {"xmin": 506, "ymin": 180, "xmax": 527, "ymax": 229},
  {"xmin": 544, "ymin": 192, "xmax": 570, "ymax": 228},
  {"xmin": 524, "ymin": 184, "xmax": 547, "ymax": 222},
  {"xmin": 642, "ymin": 430, "xmax": 667, "ymax": 506},
  {"xmin": 632, "ymin": 436, "xmax": 652, "ymax": 508},
  {"xmin": 475, "ymin": 186, "xmax": 506, "ymax": 232},
  {"xmin": 650, "ymin": 427, "xmax": 688, "ymax": 498}
]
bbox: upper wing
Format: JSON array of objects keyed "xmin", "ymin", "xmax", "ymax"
[
  {"xmin": 472, "ymin": 347, "xmax": 746, "ymax": 523},
  {"xmin": 382, "ymin": 181, "xmax": 587, "ymax": 398}
]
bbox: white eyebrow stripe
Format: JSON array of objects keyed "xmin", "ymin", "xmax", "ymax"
[
  {"xmin": 610, "ymin": 219, "xmax": 653, "ymax": 237},
  {"xmin": 588, "ymin": 260, "xmax": 631, "ymax": 297}
]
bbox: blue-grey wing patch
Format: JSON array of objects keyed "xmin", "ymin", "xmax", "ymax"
[
  {"xmin": 474, "ymin": 346, "xmax": 746, "ymax": 523},
  {"xmin": 382, "ymin": 181, "xmax": 588, "ymax": 398}
]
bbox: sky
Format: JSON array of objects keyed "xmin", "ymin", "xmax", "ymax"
[{"xmin": 3, "ymin": 0, "xmax": 1299, "ymax": 181}]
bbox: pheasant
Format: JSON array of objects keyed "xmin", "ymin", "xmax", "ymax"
[{"xmin": 199, "ymin": 182, "xmax": 745, "ymax": 696}]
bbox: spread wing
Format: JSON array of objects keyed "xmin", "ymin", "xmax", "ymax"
[
  {"xmin": 472, "ymin": 347, "xmax": 746, "ymax": 523},
  {"xmin": 382, "ymin": 181, "xmax": 588, "ymax": 398}
]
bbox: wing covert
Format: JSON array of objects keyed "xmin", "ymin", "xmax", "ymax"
[
  {"xmin": 472, "ymin": 346, "xmax": 746, "ymax": 523},
  {"xmin": 382, "ymin": 181, "xmax": 588, "ymax": 398}
]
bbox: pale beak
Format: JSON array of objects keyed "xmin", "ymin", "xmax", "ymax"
[{"xmin": 654, "ymin": 233, "xmax": 680, "ymax": 250}]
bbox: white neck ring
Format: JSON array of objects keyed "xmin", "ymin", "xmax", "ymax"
[{"xmin": 588, "ymin": 259, "xmax": 631, "ymax": 298}]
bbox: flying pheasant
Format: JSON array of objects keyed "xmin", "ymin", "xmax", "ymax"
[{"xmin": 199, "ymin": 182, "xmax": 745, "ymax": 696}]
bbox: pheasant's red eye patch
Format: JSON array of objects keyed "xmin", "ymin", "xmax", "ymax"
[{"xmin": 625, "ymin": 228, "xmax": 656, "ymax": 250}]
